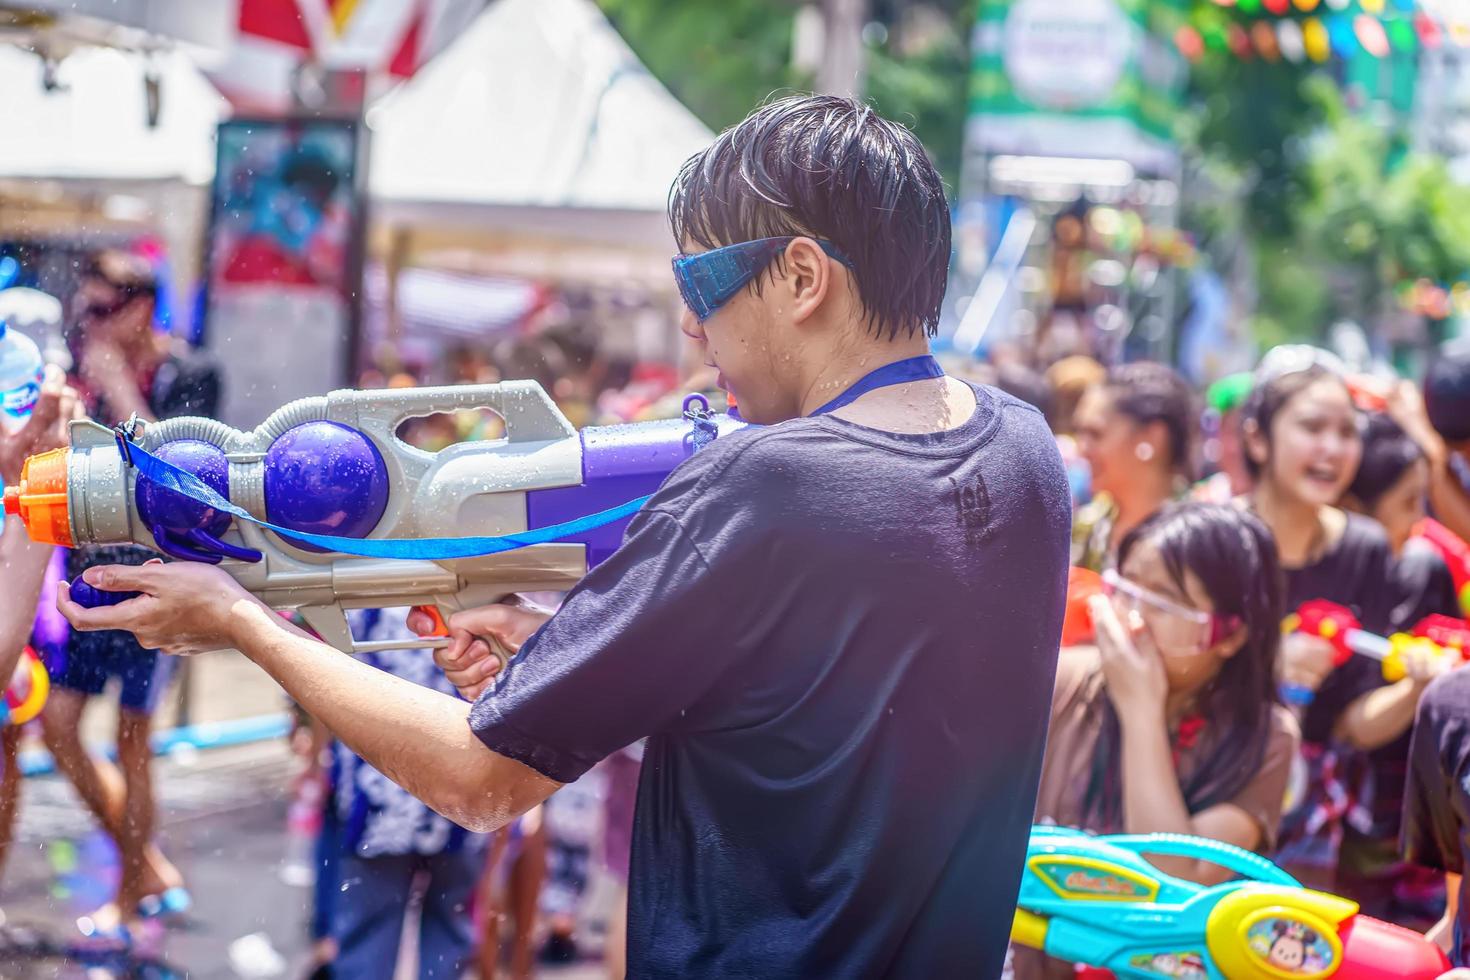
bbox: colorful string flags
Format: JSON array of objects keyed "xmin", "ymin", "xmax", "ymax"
[{"xmin": 1183, "ymin": 1, "xmax": 1469, "ymax": 62}]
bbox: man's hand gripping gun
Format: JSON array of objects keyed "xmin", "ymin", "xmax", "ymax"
[
  {"xmin": 1280, "ymin": 599, "xmax": 1470, "ymax": 704},
  {"xmin": 1013, "ymin": 826, "xmax": 1449, "ymax": 979},
  {"xmin": 2, "ymin": 382, "xmax": 737, "ymax": 663}
]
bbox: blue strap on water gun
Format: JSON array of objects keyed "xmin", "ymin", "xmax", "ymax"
[{"xmin": 115, "ymin": 431, "xmax": 652, "ymax": 562}]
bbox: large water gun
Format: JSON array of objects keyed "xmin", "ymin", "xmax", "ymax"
[
  {"xmin": 1282, "ymin": 600, "xmax": 1470, "ymax": 701},
  {"xmin": 1013, "ymin": 825, "xmax": 1449, "ymax": 979},
  {"xmin": 2, "ymin": 382, "xmax": 738, "ymax": 660}
]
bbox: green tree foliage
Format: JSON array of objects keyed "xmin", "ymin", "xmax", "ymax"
[
  {"xmin": 595, "ymin": 0, "xmax": 803, "ymax": 137},
  {"xmin": 598, "ymin": 0, "xmax": 1470, "ymax": 342},
  {"xmin": 595, "ymin": 0, "xmax": 974, "ymax": 185}
]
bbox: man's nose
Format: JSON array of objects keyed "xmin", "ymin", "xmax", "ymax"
[{"xmin": 679, "ymin": 308, "xmax": 704, "ymax": 342}]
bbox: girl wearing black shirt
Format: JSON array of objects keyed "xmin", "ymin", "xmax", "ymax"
[
  {"xmin": 1242, "ymin": 352, "xmax": 1448, "ymax": 892},
  {"xmin": 1337, "ymin": 412, "xmax": 1461, "ymax": 921}
]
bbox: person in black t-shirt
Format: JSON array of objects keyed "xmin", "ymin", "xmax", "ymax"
[
  {"xmin": 1241, "ymin": 351, "xmax": 1451, "ymax": 895},
  {"xmin": 58, "ymin": 97, "xmax": 1072, "ymax": 977},
  {"xmin": 1403, "ymin": 670, "xmax": 1470, "ymax": 967},
  {"xmin": 1335, "ymin": 413, "xmax": 1461, "ymax": 922},
  {"xmin": 44, "ymin": 251, "xmax": 220, "ymax": 937}
]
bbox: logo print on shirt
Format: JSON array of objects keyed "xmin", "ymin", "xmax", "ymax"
[{"xmin": 949, "ymin": 474, "xmax": 992, "ymax": 547}]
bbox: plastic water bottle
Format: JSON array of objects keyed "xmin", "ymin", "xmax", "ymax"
[{"xmin": 0, "ymin": 317, "xmax": 44, "ymax": 434}]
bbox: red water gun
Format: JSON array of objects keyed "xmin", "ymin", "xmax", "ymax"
[
  {"xmin": 1284, "ymin": 600, "xmax": 1369, "ymax": 668},
  {"xmin": 1284, "ymin": 601, "xmax": 1470, "ymax": 696}
]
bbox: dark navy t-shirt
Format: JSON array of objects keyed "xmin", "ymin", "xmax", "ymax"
[
  {"xmin": 1403, "ymin": 667, "xmax": 1470, "ymax": 967},
  {"xmin": 469, "ymin": 384, "xmax": 1071, "ymax": 978}
]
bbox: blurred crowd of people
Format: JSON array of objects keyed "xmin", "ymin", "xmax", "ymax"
[
  {"xmin": 4, "ymin": 244, "xmax": 1470, "ymax": 978},
  {"xmin": 984, "ymin": 338, "xmax": 1470, "ymax": 978}
]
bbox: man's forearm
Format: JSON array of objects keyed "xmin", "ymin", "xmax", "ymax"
[{"xmin": 226, "ymin": 600, "xmax": 558, "ymax": 832}]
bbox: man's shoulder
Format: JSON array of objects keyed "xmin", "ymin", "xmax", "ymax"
[
  {"xmin": 647, "ymin": 422, "xmax": 808, "ymax": 506},
  {"xmin": 647, "ymin": 386, "xmax": 1061, "ymax": 510}
]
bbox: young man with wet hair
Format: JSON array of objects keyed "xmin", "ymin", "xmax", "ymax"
[{"xmin": 61, "ymin": 95, "xmax": 1071, "ymax": 976}]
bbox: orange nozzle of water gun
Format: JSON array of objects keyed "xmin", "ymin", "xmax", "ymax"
[{"xmin": 2, "ymin": 448, "xmax": 73, "ymax": 547}]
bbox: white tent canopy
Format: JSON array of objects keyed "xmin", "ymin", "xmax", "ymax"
[
  {"xmin": 0, "ymin": 45, "xmax": 227, "ymax": 183},
  {"xmin": 368, "ymin": 0, "xmax": 713, "ymax": 228}
]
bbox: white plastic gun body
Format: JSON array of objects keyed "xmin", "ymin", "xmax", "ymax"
[{"xmin": 4, "ymin": 381, "xmax": 736, "ymax": 655}]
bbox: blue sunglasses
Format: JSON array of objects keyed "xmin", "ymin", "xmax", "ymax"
[{"xmin": 672, "ymin": 236, "xmax": 853, "ymax": 322}]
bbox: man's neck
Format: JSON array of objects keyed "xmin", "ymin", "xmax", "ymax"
[{"xmin": 794, "ymin": 332, "xmax": 932, "ymax": 418}]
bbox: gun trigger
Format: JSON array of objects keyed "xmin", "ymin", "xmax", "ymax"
[{"xmin": 411, "ymin": 604, "xmax": 450, "ymax": 638}]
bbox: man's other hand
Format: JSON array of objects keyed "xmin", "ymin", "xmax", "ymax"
[
  {"xmin": 57, "ymin": 560, "xmax": 259, "ymax": 655},
  {"xmin": 408, "ymin": 602, "xmax": 550, "ymax": 702}
]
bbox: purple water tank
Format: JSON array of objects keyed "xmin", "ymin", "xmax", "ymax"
[
  {"xmin": 136, "ymin": 439, "xmax": 232, "ymax": 542},
  {"xmin": 264, "ymin": 421, "xmax": 390, "ymax": 542}
]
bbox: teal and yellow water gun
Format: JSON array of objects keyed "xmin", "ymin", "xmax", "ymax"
[{"xmin": 1013, "ymin": 826, "xmax": 1449, "ymax": 980}]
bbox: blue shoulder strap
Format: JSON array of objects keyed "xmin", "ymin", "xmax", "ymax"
[{"xmin": 120, "ymin": 435, "xmax": 651, "ymax": 562}]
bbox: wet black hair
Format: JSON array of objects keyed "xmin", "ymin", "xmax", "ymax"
[
  {"xmin": 1101, "ymin": 361, "xmax": 1198, "ymax": 478},
  {"xmin": 1240, "ymin": 365, "xmax": 1352, "ymax": 479},
  {"xmin": 1347, "ymin": 413, "xmax": 1424, "ymax": 509},
  {"xmin": 1426, "ymin": 342, "xmax": 1470, "ymax": 444},
  {"xmin": 1082, "ymin": 502, "xmax": 1285, "ymax": 831},
  {"xmin": 668, "ymin": 94, "xmax": 951, "ymax": 340}
]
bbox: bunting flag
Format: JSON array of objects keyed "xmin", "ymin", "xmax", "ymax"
[
  {"xmin": 208, "ymin": 0, "xmax": 489, "ymax": 111},
  {"xmin": 1184, "ymin": 0, "xmax": 1470, "ymax": 62}
]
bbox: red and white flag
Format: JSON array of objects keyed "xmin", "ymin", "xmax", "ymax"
[{"xmin": 211, "ymin": 0, "xmax": 489, "ymax": 111}]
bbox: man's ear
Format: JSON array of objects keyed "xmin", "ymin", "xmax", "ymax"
[{"xmin": 783, "ymin": 237, "xmax": 836, "ymax": 325}]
